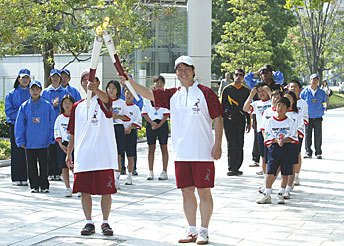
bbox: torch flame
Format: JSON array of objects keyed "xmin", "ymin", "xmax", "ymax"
[
  {"xmin": 95, "ymin": 25, "xmax": 103, "ymax": 36},
  {"xmin": 103, "ymin": 16, "xmax": 110, "ymax": 29}
]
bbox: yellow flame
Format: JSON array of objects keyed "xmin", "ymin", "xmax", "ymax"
[
  {"xmin": 95, "ymin": 26, "xmax": 103, "ymax": 36},
  {"xmin": 103, "ymin": 16, "xmax": 110, "ymax": 29}
]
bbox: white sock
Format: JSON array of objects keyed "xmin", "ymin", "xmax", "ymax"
[
  {"xmin": 200, "ymin": 227, "xmax": 208, "ymax": 232},
  {"xmin": 295, "ymin": 173, "xmax": 299, "ymax": 179},
  {"xmin": 265, "ymin": 188, "xmax": 272, "ymax": 196},
  {"xmin": 279, "ymin": 188, "xmax": 286, "ymax": 194},
  {"xmin": 102, "ymin": 220, "xmax": 108, "ymax": 224},
  {"xmin": 189, "ymin": 226, "xmax": 196, "ymax": 232},
  {"xmin": 286, "ymin": 185, "xmax": 292, "ymax": 192},
  {"xmin": 128, "ymin": 172, "xmax": 132, "ymax": 177},
  {"xmin": 263, "ymin": 174, "xmax": 267, "ymax": 187},
  {"xmin": 115, "ymin": 172, "xmax": 120, "ymax": 179},
  {"xmin": 87, "ymin": 220, "xmax": 93, "ymax": 224}
]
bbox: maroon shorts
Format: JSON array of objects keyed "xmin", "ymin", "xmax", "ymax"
[
  {"xmin": 73, "ymin": 169, "xmax": 117, "ymax": 195},
  {"xmin": 175, "ymin": 161, "xmax": 215, "ymax": 189}
]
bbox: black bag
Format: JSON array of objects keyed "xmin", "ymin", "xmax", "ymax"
[{"xmin": 329, "ymin": 89, "xmax": 333, "ymax": 97}]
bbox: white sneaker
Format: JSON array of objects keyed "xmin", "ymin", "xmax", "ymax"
[
  {"xmin": 256, "ymin": 194, "xmax": 271, "ymax": 204},
  {"xmin": 125, "ymin": 175, "xmax": 133, "ymax": 185},
  {"xmin": 21, "ymin": 181, "xmax": 28, "ymax": 186},
  {"xmin": 147, "ymin": 171, "xmax": 154, "ymax": 180},
  {"xmin": 178, "ymin": 229, "xmax": 198, "ymax": 243},
  {"xmin": 78, "ymin": 192, "xmax": 82, "ymax": 197},
  {"xmin": 158, "ymin": 171, "xmax": 168, "ymax": 180},
  {"xmin": 196, "ymin": 229, "xmax": 209, "ymax": 245},
  {"xmin": 283, "ymin": 191, "xmax": 290, "ymax": 199},
  {"xmin": 12, "ymin": 181, "xmax": 21, "ymax": 186},
  {"xmin": 294, "ymin": 176, "xmax": 300, "ymax": 186},
  {"xmin": 64, "ymin": 188, "xmax": 72, "ymax": 197},
  {"xmin": 277, "ymin": 193, "xmax": 285, "ymax": 204}
]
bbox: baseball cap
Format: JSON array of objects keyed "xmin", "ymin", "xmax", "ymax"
[
  {"xmin": 80, "ymin": 69, "xmax": 90, "ymax": 80},
  {"xmin": 174, "ymin": 56, "xmax": 194, "ymax": 69},
  {"xmin": 259, "ymin": 65, "xmax": 273, "ymax": 73},
  {"xmin": 61, "ymin": 68, "xmax": 71, "ymax": 77},
  {"xmin": 49, "ymin": 69, "xmax": 61, "ymax": 77},
  {"xmin": 310, "ymin": 74, "xmax": 320, "ymax": 80},
  {"xmin": 29, "ymin": 80, "xmax": 42, "ymax": 89},
  {"xmin": 18, "ymin": 68, "xmax": 31, "ymax": 77}
]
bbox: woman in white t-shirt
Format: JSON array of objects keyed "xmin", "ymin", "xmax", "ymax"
[{"xmin": 106, "ymin": 80, "xmax": 130, "ymax": 189}]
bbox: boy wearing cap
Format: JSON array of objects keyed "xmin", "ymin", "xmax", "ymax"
[
  {"xmin": 60, "ymin": 68, "xmax": 82, "ymax": 102},
  {"xmin": 66, "ymin": 70, "xmax": 118, "ymax": 236},
  {"xmin": 119, "ymin": 56, "xmax": 223, "ymax": 245},
  {"xmin": 300, "ymin": 74, "xmax": 327, "ymax": 159},
  {"xmin": 42, "ymin": 69, "xmax": 69, "ymax": 181},
  {"xmin": 5, "ymin": 68, "xmax": 31, "ymax": 186},
  {"xmin": 15, "ymin": 81, "xmax": 55, "ymax": 193}
]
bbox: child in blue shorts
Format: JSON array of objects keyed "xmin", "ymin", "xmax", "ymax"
[
  {"xmin": 15, "ymin": 80, "xmax": 55, "ymax": 193},
  {"xmin": 257, "ymin": 97, "xmax": 299, "ymax": 204}
]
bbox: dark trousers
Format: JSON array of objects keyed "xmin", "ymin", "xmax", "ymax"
[
  {"xmin": 25, "ymin": 148, "xmax": 49, "ymax": 190},
  {"xmin": 48, "ymin": 143, "xmax": 61, "ymax": 176},
  {"xmin": 305, "ymin": 117, "xmax": 323, "ymax": 156},
  {"xmin": 121, "ymin": 154, "xmax": 137, "ymax": 173},
  {"xmin": 9, "ymin": 124, "xmax": 27, "ymax": 182},
  {"xmin": 252, "ymin": 129, "xmax": 260, "ymax": 163},
  {"xmin": 224, "ymin": 118, "xmax": 246, "ymax": 172}
]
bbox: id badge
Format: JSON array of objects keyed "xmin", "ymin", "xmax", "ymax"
[
  {"xmin": 32, "ymin": 117, "xmax": 40, "ymax": 123},
  {"xmin": 312, "ymin": 99, "xmax": 318, "ymax": 103},
  {"xmin": 91, "ymin": 118, "xmax": 99, "ymax": 127}
]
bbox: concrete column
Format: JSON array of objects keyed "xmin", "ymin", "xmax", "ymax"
[{"xmin": 187, "ymin": 0, "xmax": 212, "ymax": 87}]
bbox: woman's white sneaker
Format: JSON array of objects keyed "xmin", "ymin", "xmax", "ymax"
[
  {"xmin": 196, "ymin": 229, "xmax": 209, "ymax": 245},
  {"xmin": 158, "ymin": 171, "xmax": 168, "ymax": 180},
  {"xmin": 147, "ymin": 171, "xmax": 154, "ymax": 180},
  {"xmin": 178, "ymin": 229, "xmax": 198, "ymax": 243},
  {"xmin": 64, "ymin": 188, "xmax": 72, "ymax": 197}
]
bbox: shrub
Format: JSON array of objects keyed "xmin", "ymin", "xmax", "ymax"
[
  {"xmin": 0, "ymin": 101, "xmax": 10, "ymax": 138},
  {"xmin": 328, "ymin": 91, "xmax": 344, "ymax": 109},
  {"xmin": 0, "ymin": 139, "xmax": 11, "ymax": 160}
]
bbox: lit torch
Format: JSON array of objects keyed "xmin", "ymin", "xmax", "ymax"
[
  {"xmin": 103, "ymin": 30, "xmax": 140, "ymax": 101},
  {"xmin": 87, "ymin": 27, "xmax": 103, "ymax": 117}
]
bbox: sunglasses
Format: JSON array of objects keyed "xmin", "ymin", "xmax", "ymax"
[
  {"xmin": 260, "ymin": 70, "xmax": 271, "ymax": 75},
  {"xmin": 234, "ymin": 73, "xmax": 244, "ymax": 77}
]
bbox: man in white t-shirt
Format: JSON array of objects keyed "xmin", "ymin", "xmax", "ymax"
[
  {"xmin": 66, "ymin": 70, "xmax": 118, "ymax": 236},
  {"xmin": 119, "ymin": 56, "xmax": 223, "ymax": 245}
]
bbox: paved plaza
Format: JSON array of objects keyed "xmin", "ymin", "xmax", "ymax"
[{"xmin": 0, "ymin": 108, "xmax": 343, "ymax": 246}]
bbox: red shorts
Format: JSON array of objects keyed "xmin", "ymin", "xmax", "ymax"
[
  {"xmin": 175, "ymin": 161, "xmax": 215, "ymax": 189},
  {"xmin": 73, "ymin": 169, "xmax": 117, "ymax": 195}
]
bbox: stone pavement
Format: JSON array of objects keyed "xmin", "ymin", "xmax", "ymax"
[{"xmin": 0, "ymin": 108, "xmax": 343, "ymax": 246}]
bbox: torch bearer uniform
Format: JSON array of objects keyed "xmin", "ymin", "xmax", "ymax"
[
  {"xmin": 152, "ymin": 81, "xmax": 224, "ymax": 189},
  {"xmin": 67, "ymin": 95, "xmax": 118, "ymax": 195}
]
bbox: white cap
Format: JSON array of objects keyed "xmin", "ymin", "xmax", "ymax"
[{"xmin": 174, "ymin": 56, "xmax": 194, "ymax": 69}]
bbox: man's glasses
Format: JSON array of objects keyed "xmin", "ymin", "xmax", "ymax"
[
  {"xmin": 234, "ymin": 73, "xmax": 244, "ymax": 77},
  {"xmin": 260, "ymin": 70, "xmax": 271, "ymax": 75}
]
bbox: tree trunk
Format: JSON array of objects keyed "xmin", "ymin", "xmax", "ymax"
[{"xmin": 42, "ymin": 42, "xmax": 55, "ymax": 88}]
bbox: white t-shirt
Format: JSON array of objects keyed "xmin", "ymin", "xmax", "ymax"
[
  {"xmin": 142, "ymin": 98, "xmax": 170, "ymax": 121},
  {"xmin": 54, "ymin": 114, "xmax": 70, "ymax": 142},
  {"xmin": 249, "ymin": 99, "xmax": 272, "ymax": 133},
  {"xmin": 152, "ymin": 81, "xmax": 223, "ymax": 162},
  {"xmin": 297, "ymin": 98, "xmax": 309, "ymax": 126},
  {"xmin": 123, "ymin": 103, "xmax": 142, "ymax": 129},
  {"xmin": 67, "ymin": 96, "xmax": 118, "ymax": 173},
  {"xmin": 286, "ymin": 110, "xmax": 304, "ymax": 138},
  {"xmin": 112, "ymin": 98, "xmax": 130, "ymax": 125},
  {"xmin": 263, "ymin": 116, "xmax": 299, "ymax": 147},
  {"xmin": 261, "ymin": 107, "xmax": 277, "ymax": 132}
]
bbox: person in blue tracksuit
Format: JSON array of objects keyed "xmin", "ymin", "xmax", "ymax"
[
  {"xmin": 15, "ymin": 80, "xmax": 55, "ymax": 193},
  {"xmin": 244, "ymin": 64, "xmax": 284, "ymax": 91},
  {"xmin": 41, "ymin": 69, "xmax": 69, "ymax": 181},
  {"xmin": 5, "ymin": 68, "xmax": 31, "ymax": 186},
  {"xmin": 120, "ymin": 75, "xmax": 143, "ymax": 175},
  {"xmin": 300, "ymin": 74, "xmax": 327, "ymax": 159},
  {"xmin": 60, "ymin": 68, "xmax": 82, "ymax": 102}
]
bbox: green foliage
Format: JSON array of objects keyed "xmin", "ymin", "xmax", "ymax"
[
  {"xmin": 284, "ymin": 0, "xmax": 331, "ymax": 10},
  {"xmin": 0, "ymin": 0, "xmax": 159, "ymax": 85},
  {"xmin": 0, "ymin": 139, "xmax": 10, "ymax": 160},
  {"xmin": 215, "ymin": 0, "xmax": 296, "ymax": 78},
  {"xmin": 137, "ymin": 127, "xmax": 146, "ymax": 139},
  {"xmin": 328, "ymin": 90, "xmax": 344, "ymax": 109},
  {"xmin": 0, "ymin": 101, "xmax": 9, "ymax": 138}
]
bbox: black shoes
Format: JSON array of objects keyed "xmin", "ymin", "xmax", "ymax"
[
  {"xmin": 81, "ymin": 223, "xmax": 95, "ymax": 236},
  {"xmin": 227, "ymin": 170, "xmax": 243, "ymax": 176},
  {"xmin": 101, "ymin": 223, "xmax": 114, "ymax": 236}
]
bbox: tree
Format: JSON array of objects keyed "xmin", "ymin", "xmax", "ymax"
[
  {"xmin": 285, "ymin": 0, "xmax": 331, "ymax": 9},
  {"xmin": 215, "ymin": 0, "xmax": 296, "ymax": 82},
  {"xmin": 0, "ymin": 0, "xmax": 168, "ymax": 87},
  {"xmin": 290, "ymin": 0, "xmax": 343, "ymax": 81}
]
